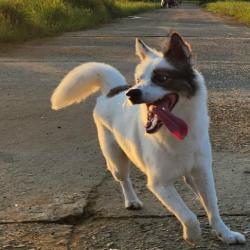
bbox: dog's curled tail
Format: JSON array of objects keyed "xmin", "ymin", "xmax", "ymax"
[{"xmin": 51, "ymin": 62, "xmax": 127, "ymax": 110}]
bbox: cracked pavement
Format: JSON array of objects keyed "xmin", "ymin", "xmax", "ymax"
[{"xmin": 0, "ymin": 3, "xmax": 249, "ymax": 250}]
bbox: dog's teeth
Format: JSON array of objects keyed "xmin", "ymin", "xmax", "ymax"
[
  {"xmin": 147, "ymin": 115, "xmax": 158, "ymax": 131},
  {"xmin": 152, "ymin": 115, "xmax": 158, "ymax": 126}
]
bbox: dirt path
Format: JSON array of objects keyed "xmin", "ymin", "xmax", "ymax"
[{"xmin": 0, "ymin": 3, "xmax": 249, "ymax": 249}]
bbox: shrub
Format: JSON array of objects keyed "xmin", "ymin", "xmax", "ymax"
[{"xmin": 0, "ymin": 0, "xmax": 158, "ymax": 42}]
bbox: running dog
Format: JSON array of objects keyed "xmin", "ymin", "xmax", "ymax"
[{"xmin": 51, "ymin": 32, "xmax": 246, "ymax": 245}]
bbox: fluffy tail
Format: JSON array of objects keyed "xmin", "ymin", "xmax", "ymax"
[{"xmin": 51, "ymin": 62, "xmax": 127, "ymax": 110}]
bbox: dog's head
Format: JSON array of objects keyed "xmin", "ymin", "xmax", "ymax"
[{"xmin": 126, "ymin": 32, "xmax": 198, "ymax": 140}]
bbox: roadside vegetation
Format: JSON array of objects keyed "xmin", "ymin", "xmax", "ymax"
[
  {"xmin": 206, "ymin": 1, "xmax": 250, "ymax": 26},
  {"xmin": 196, "ymin": 0, "xmax": 250, "ymax": 26},
  {"xmin": 0, "ymin": 0, "xmax": 159, "ymax": 43}
]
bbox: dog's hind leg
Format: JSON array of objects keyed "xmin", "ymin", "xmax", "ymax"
[
  {"xmin": 95, "ymin": 120, "xmax": 143, "ymax": 210},
  {"xmin": 183, "ymin": 175, "xmax": 199, "ymax": 198},
  {"xmin": 120, "ymin": 176, "xmax": 143, "ymax": 210}
]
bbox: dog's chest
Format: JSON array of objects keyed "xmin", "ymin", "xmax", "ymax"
[
  {"xmin": 95, "ymin": 94, "xmax": 208, "ymax": 177},
  {"xmin": 147, "ymin": 132, "xmax": 199, "ymax": 167}
]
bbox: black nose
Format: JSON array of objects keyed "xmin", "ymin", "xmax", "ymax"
[{"xmin": 126, "ymin": 89, "xmax": 142, "ymax": 104}]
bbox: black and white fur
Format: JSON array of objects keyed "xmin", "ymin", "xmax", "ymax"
[{"xmin": 51, "ymin": 33, "xmax": 246, "ymax": 245}]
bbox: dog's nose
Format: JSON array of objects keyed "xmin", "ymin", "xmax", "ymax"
[{"xmin": 126, "ymin": 89, "xmax": 142, "ymax": 104}]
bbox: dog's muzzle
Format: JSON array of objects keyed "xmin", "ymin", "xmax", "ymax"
[{"xmin": 126, "ymin": 89, "xmax": 142, "ymax": 104}]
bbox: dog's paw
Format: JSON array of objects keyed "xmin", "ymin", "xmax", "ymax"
[
  {"xmin": 183, "ymin": 220, "xmax": 201, "ymax": 245},
  {"xmin": 125, "ymin": 200, "xmax": 143, "ymax": 210},
  {"xmin": 217, "ymin": 230, "xmax": 246, "ymax": 245}
]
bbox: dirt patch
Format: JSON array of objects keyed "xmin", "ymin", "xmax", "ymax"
[
  {"xmin": 70, "ymin": 216, "xmax": 250, "ymax": 250},
  {"xmin": 0, "ymin": 223, "xmax": 73, "ymax": 250}
]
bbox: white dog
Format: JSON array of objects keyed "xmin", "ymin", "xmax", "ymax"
[{"xmin": 51, "ymin": 32, "xmax": 246, "ymax": 245}]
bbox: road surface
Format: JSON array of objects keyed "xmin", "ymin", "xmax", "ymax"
[{"xmin": 0, "ymin": 2, "xmax": 249, "ymax": 249}]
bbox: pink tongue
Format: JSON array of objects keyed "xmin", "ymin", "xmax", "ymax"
[{"xmin": 154, "ymin": 106, "xmax": 188, "ymax": 140}]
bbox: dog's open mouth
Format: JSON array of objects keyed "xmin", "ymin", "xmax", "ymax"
[{"xmin": 145, "ymin": 93, "xmax": 188, "ymax": 140}]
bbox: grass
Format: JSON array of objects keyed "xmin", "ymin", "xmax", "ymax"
[
  {"xmin": 206, "ymin": 1, "xmax": 250, "ymax": 26},
  {"xmin": 0, "ymin": 0, "xmax": 159, "ymax": 43}
]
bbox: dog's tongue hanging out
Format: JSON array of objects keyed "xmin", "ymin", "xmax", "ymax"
[
  {"xmin": 154, "ymin": 104, "xmax": 188, "ymax": 140},
  {"xmin": 146, "ymin": 94, "xmax": 188, "ymax": 140}
]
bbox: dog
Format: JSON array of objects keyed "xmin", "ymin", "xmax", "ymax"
[{"xmin": 51, "ymin": 32, "xmax": 246, "ymax": 245}]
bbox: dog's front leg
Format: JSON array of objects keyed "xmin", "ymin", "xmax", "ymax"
[
  {"xmin": 148, "ymin": 182, "xmax": 201, "ymax": 244},
  {"xmin": 191, "ymin": 156, "xmax": 246, "ymax": 244}
]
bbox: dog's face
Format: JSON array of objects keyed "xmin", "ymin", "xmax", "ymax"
[{"xmin": 126, "ymin": 33, "xmax": 197, "ymax": 140}]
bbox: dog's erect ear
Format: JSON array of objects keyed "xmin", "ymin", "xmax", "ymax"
[
  {"xmin": 135, "ymin": 38, "xmax": 157, "ymax": 60},
  {"xmin": 164, "ymin": 32, "xmax": 192, "ymax": 62}
]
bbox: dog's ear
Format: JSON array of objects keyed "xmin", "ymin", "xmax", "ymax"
[
  {"xmin": 164, "ymin": 32, "xmax": 192, "ymax": 62},
  {"xmin": 135, "ymin": 38, "xmax": 157, "ymax": 61}
]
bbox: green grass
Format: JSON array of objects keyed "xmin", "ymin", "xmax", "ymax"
[
  {"xmin": 0, "ymin": 0, "xmax": 159, "ymax": 43},
  {"xmin": 206, "ymin": 1, "xmax": 250, "ymax": 26}
]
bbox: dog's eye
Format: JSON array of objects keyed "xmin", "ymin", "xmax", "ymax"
[
  {"xmin": 154, "ymin": 75, "xmax": 168, "ymax": 82},
  {"xmin": 136, "ymin": 78, "xmax": 140, "ymax": 84}
]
